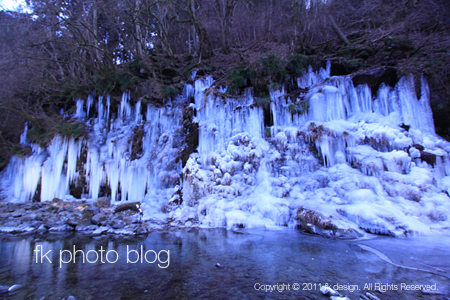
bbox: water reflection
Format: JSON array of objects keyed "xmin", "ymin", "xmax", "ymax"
[{"xmin": 0, "ymin": 229, "xmax": 449, "ymax": 299}]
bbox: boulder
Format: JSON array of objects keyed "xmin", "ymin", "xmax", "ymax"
[
  {"xmin": 65, "ymin": 217, "xmax": 80, "ymax": 227},
  {"xmin": 114, "ymin": 202, "xmax": 141, "ymax": 213},
  {"xmin": 96, "ymin": 197, "xmax": 111, "ymax": 208},
  {"xmin": 112, "ymin": 222, "xmax": 125, "ymax": 229},
  {"xmin": 421, "ymin": 151, "xmax": 437, "ymax": 166},
  {"xmin": 91, "ymin": 213, "xmax": 107, "ymax": 225},
  {"xmin": 11, "ymin": 209, "xmax": 25, "ymax": 218},
  {"xmin": 0, "ymin": 285, "xmax": 8, "ymax": 294},
  {"xmin": 91, "ymin": 226, "xmax": 109, "ymax": 236},
  {"xmin": 136, "ymin": 226, "xmax": 148, "ymax": 235},
  {"xmin": 7, "ymin": 284, "xmax": 23, "ymax": 293},
  {"xmin": 78, "ymin": 209, "xmax": 94, "ymax": 226},
  {"xmin": 43, "ymin": 217, "xmax": 59, "ymax": 228}
]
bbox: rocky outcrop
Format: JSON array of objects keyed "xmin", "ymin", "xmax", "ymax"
[
  {"xmin": 0, "ymin": 200, "xmax": 151, "ymax": 236},
  {"xmin": 351, "ymin": 67, "xmax": 399, "ymax": 94},
  {"xmin": 295, "ymin": 207, "xmax": 361, "ymax": 239},
  {"xmin": 114, "ymin": 202, "xmax": 141, "ymax": 213}
]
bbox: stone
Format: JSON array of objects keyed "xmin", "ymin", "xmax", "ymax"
[
  {"xmin": 37, "ymin": 224, "xmax": 47, "ymax": 231},
  {"xmin": 4, "ymin": 221, "xmax": 19, "ymax": 227},
  {"xmin": 0, "ymin": 285, "xmax": 8, "ymax": 294},
  {"xmin": 21, "ymin": 215, "xmax": 31, "ymax": 222},
  {"xmin": 91, "ymin": 226, "xmax": 109, "ymax": 236},
  {"xmin": 49, "ymin": 225, "xmax": 72, "ymax": 232},
  {"xmin": 75, "ymin": 224, "xmax": 97, "ymax": 232},
  {"xmin": 320, "ymin": 286, "xmax": 340, "ymax": 296},
  {"xmin": 78, "ymin": 209, "xmax": 94, "ymax": 226},
  {"xmin": 96, "ymin": 197, "xmax": 111, "ymax": 208},
  {"xmin": 43, "ymin": 217, "xmax": 59, "ymax": 228},
  {"xmin": 65, "ymin": 218, "xmax": 80, "ymax": 227},
  {"xmin": 11, "ymin": 209, "xmax": 25, "ymax": 218},
  {"xmin": 112, "ymin": 221, "xmax": 125, "ymax": 229},
  {"xmin": 8, "ymin": 284, "xmax": 23, "ymax": 293},
  {"xmin": 136, "ymin": 226, "xmax": 147, "ymax": 235},
  {"xmin": 65, "ymin": 206, "xmax": 75, "ymax": 212},
  {"xmin": 114, "ymin": 202, "xmax": 141, "ymax": 213},
  {"xmin": 421, "ymin": 151, "xmax": 437, "ymax": 166},
  {"xmin": 30, "ymin": 221, "xmax": 43, "ymax": 228},
  {"xmin": 91, "ymin": 213, "xmax": 107, "ymax": 225},
  {"xmin": 365, "ymin": 292, "xmax": 381, "ymax": 300}
]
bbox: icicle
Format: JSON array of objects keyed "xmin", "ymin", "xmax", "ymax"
[
  {"xmin": 135, "ymin": 100, "xmax": 142, "ymax": 124},
  {"xmin": 86, "ymin": 94, "xmax": 94, "ymax": 117},
  {"xmin": 418, "ymin": 75, "xmax": 435, "ymax": 134},
  {"xmin": 20, "ymin": 123, "xmax": 28, "ymax": 145},
  {"xmin": 40, "ymin": 136, "xmax": 69, "ymax": 201},
  {"xmin": 66, "ymin": 138, "xmax": 81, "ymax": 186},
  {"xmin": 118, "ymin": 92, "xmax": 132, "ymax": 120},
  {"xmin": 106, "ymin": 96, "xmax": 111, "ymax": 121},
  {"xmin": 97, "ymin": 96, "xmax": 104, "ymax": 121},
  {"xmin": 75, "ymin": 99, "xmax": 85, "ymax": 119}
]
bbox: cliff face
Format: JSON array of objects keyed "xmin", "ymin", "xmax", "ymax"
[{"xmin": 2, "ymin": 63, "xmax": 450, "ymax": 237}]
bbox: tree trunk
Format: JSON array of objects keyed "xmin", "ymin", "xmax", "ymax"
[
  {"xmin": 329, "ymin": 14, "xmax": 349, "ymax": 45},
  {"xmin": 135, "ymin": 0, "xmax": 143, "ymax": 57}
]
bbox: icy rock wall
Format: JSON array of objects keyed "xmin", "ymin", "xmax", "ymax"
[
  {"xmin": 179, "ymin": 65, "xmax": 450, "ymax": 235},
  {"xmin": 2, "ymin": 62, "xmax": 450, "ymax": 236},
  {"xmin": 1, "ymin": 92, "xmax": 184, "ymax": 208}
]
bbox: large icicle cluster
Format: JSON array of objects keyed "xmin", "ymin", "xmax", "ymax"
[
  {"xmin": 2, "ymin": 62, "xmax": 450, "ymax": 236},
  {"xmin": 1, "ymin": 92, "xmax": 184, "ymax": 214},
  {"xmin": 176, "ymin": 64, "xmax": 450, "ymax": 236}
]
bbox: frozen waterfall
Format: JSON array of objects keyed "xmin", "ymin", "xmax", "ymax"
[{"xmin": 1, "ymin": 63, "xmax": 450, "ymax": 236}]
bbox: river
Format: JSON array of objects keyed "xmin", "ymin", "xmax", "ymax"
[{"xmin": 0, "ymin": 229, "xmax": 449, "ymax": 299}]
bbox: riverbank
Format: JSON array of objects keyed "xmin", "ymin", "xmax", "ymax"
[{"xmin": 0, "ymin": 198, "xmax": 155, "ymax": 236}]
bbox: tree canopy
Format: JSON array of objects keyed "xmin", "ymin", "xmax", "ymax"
[{"xmin": 0, "ymin": 0, "xmax": 450, "ymax": 169}]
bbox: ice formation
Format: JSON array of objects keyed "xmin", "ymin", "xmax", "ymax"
[{"xmin": 2, "ymin": 62, "xmax": 450, "ymax": 237}]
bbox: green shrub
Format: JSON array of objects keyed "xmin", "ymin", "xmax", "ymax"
[
  {"xmin": 250, "ymin": 54, "xmax": 289, "ymax": 93},
  {"xmin": 227, "ymin": 54, "xmax": 317, "ymax": 96},
  {"xmin": 93, "ymin": 69, "xmax": 138, "ymax": 94},
  {"xmin": 287, "ymin": 54, "xmax": 314, "ymax": 77},
  {"xmin": 129, "ymin": 58, "xmax": 150, "ymax": 77},
  {"xmin": 254, "ymin": 95, "xmax": 271, "ymax": 108},
  {"xmin": 118, "ymin": 71, "xmax": 138, "ymax": 91},
  {"xmin": 27, "ymin": 127, "xmax": 52, "ymax": 147},
  {"xmin": 94, "ymin": 74, "xmax": 115, "ymax": 94},
  {"xmin": 288, "ymin": 101, "xmax": 309, "ymax": 115},
  {"xmin": 163, "ymin": 85, "xmax": 180, "ymax": 98},
  {"xmin": 227, "ymin": 55, "xmax": 289, "ymax": 95},
  {"xmin": 228, "ymin": 68, "xmax": 249, "ymax": 94},
  {"xmin": 58, "ymin": 122, "xmax": 85, "ymax": 139},
  {"xmin": 183, "ymin": 63, "xmax": 200, "ymax": 79}
]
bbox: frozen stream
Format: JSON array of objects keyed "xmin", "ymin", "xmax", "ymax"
[{"xmin": 0, "ymin": 229, "xmax": 449, "ymax": 299}]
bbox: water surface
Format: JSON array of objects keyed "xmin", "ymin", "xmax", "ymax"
[{"xmin": 0, "ymin": 229, "xmax": 449, "ymax": 299}]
